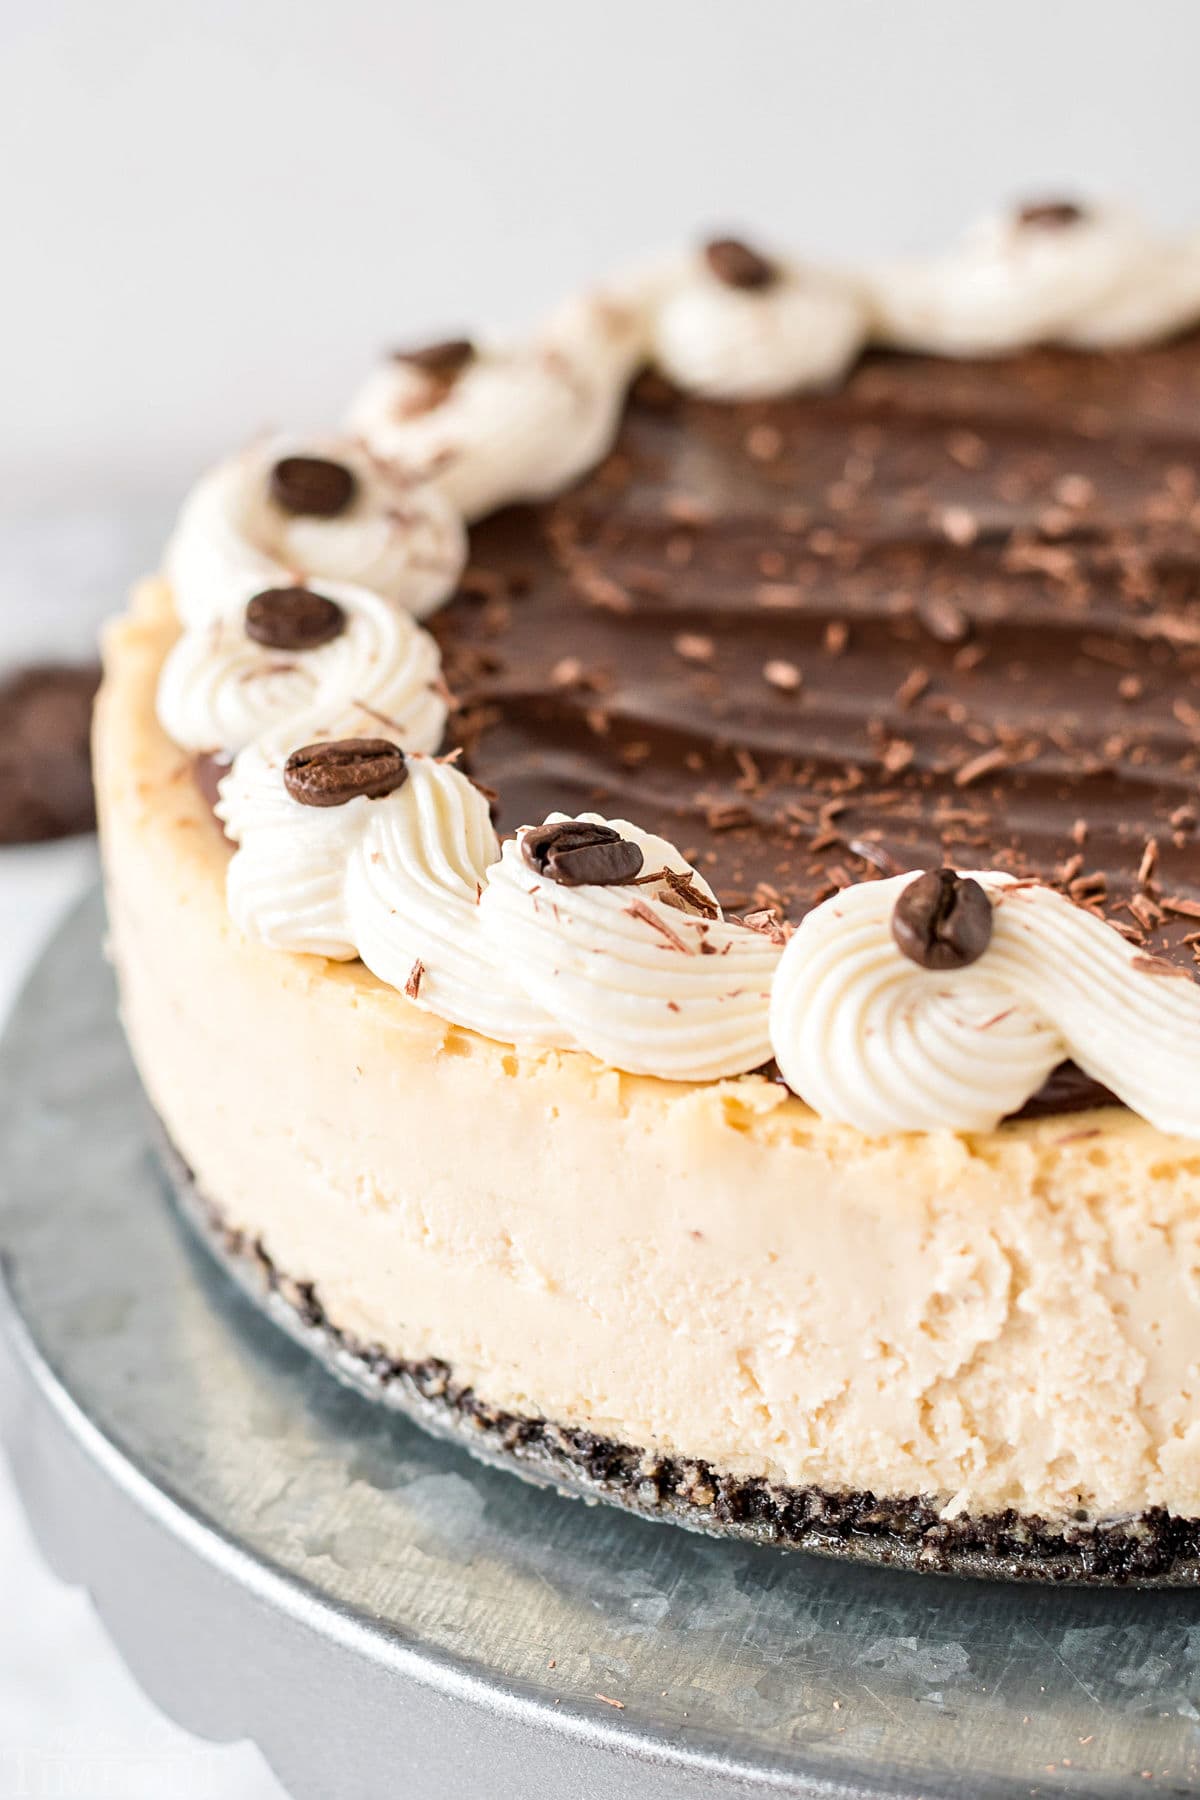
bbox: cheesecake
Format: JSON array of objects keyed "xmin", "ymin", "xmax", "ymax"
[{"xmin": 95, "ymin": 203, "xmax": 1200, "ymax": 1581}]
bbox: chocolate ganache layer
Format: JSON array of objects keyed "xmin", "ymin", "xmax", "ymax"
[{"xmin": 431, "ymin": 342, "xmax": 1200, "ymax": 1112}]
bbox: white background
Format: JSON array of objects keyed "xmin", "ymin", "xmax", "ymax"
[
  {"xmin": 2, "ymin": 2, "xmax": 1200, "ymax": 1793},
  {"xmin": 6, "ymin": 0, "xmax": 1200, "ymax": 516}
]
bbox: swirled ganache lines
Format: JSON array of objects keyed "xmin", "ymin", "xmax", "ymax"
[
  {"xmin": 154, "ymin": 199, "xmax": 1200, "ymax": 1137},
  {"xmin": 769, "ymin": 872, "xmax": 1200, "ymax": 1137}
]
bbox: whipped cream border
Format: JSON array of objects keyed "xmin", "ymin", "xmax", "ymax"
[
  {"xmin": 150, "ymin": 199, "xmax": 1200, "ymax": 1138},
  {"xmin": 770, "ymin": 873, "xmax": 1200, "ymax": 1136}
]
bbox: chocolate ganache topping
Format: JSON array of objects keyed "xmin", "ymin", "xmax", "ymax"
[{"xmin": 431, "ymin": 343, "xmax": 1200, "ymax": 1111}]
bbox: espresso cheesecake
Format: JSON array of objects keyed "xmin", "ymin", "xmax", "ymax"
[{"xmin": 95, "ymin": 204, "xmax": 1200, "ymax": 1581}]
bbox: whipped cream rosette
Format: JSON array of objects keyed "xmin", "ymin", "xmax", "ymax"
[
  {"xmin": 770, "ymin": 871, "xmax": 1200, "ymax": 1137},
  {"xmin": 219, "ymin": 769, "xmax": 781, "ymax": 1080},
  {"xmin": 651, "ymin": 236, "xmax": 869, "ymax": 398},
  {"xmin": 346, "ymin": 291, "xmax": 644, "ymax": 522},
  {"xmin": 477, "ymin": 813, "xmax": 781, "ymax": 1080},
  {"xmin": 166, "ymin": 435, "xmax": 467, "ymax": 625},
  {"xmin": 157, "ymin": 575, "xmax": 447, "ymax": 759},
  {"xmin": 867, "ymin": 200, "xmax": 1200, "ymax": 356}
]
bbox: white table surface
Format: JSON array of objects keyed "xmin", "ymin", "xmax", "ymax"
[{"xmin": 0, "ymin": 853, "xmax": 288, "ymax": 1799}]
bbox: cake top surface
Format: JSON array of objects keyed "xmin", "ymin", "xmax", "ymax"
[
  {"xmin": 149, "ymin": 203, "xmax": 1200, "ymax": 1137},
  {"xmin": 436, "ymin": 347, "xmax": 1200, "ymax": 975}
]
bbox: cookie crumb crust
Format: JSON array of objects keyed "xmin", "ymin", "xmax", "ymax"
[{"xmin": 161, "ymin": 1134, "xmax": 1200, "ymax": 1588}]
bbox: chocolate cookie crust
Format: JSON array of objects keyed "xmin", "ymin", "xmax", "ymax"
[{"xmin": 163, "ymin": 1136, "xmax": 1200, "ymax": 1587}]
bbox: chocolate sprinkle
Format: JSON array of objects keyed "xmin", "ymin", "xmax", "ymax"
[
  {"xmin": 703, "ymin": 237, "xmax": 777, "ymax": 290},
  {"xmin": 245, "ymin": 586, "xmax": 346, "ymax": 652},
  {"xmin": 283, "ymin": 738, "xmax": 407, "ymax": 808},
  {"xmin": 522, "ymin": 819, "xmax": 644, "ymax": 887},
  {"xmin": 892, "ymin": 868, "xmax": 994, "ymax": 971},
  {"xmin": 269, "ymin": 455, "xmax": 358, "ymax": 518}
]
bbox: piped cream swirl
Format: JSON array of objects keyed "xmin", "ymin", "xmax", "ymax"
[
  {"xmin": 165, "ymin": 435, "xmax": 467, "ymax": 626},
  {"xmin": 344, "ymin": 764, "xmax": 558, "ymax": 1043},
  {"xmin": 156, "ymin": 577, "xmax": 447, "ymax": 759},
  {"xmin": 217, "ymin": 742, "xmax": 365, "ymax": 959},
  {"xmin": 345, "ymin": 295, "xmax": 644, "ymax": 523},
  {"xmin": 219, "ymin": 748, "xmax": 555, "ymax": 1041},
  {"xmin": 650, "ymin": 251, "xmax": 869, "ymax": 398},
  {"xmin": 220, "ymin": 776, "xmax": 780, "ymax": 1078},
  {"xmin": 1062, "ymin": 232, "xmax": 1200, "ymax": 348},
  {"xmin": 867, "ymin": 202, "xmax": 1197, "ymax": 356},
  {"xmin": 770, "ymin": 872, "xmax": 1200, "ymax": 1137},
  {"xmin": 477, "ymin": 814, "xmax": 781, "ymax": 1079}
]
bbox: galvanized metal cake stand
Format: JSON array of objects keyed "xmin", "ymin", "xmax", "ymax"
[{"xmin": 1, "ymin": 891, "xmax": 1198, "ymax": 1800}]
